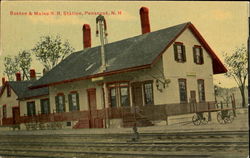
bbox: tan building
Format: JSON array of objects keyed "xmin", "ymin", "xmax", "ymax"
[
  {"xmin": 0, "ymin": 71, "xmax": 48, "ymax": 126},
  {"xmin": 27, "ymin": 7, "xmax": 226, "ymax": 129}
]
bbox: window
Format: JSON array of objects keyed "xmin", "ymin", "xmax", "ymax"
[
  {"xmin": 68, "ymin": 92, "xmax": 80, "ymax": 111},
  {"xmin": 7, "ymin": 85, "xmax": 11, "ymax": 97},
  {"xmin": 2, "ymin": 105, "xmax": 7, "ymax": 118},
  {"xmin": 27, "ymin": 101, "xmax": 36, "ymax": 116},
  {"xmin": 40, "ymin": 98, "xmax": 50, "ymax": 114},
  {"xmin": 120, "ymin": 87, "xmax": 129, "ymax": 107},
  {"xmin": 174, "ymin": 43, "xmax": 186, "ymax": 62},
  {"xmin": 198, "ymin": 79, "xmax": 206, "ymax": 102},
  {"xmin": 108, "ymin": 82, "xmax": 130, "ymax": 107},
  {"xmin": 55, "ymin": 94, "xmax": 65, "ymax": 112},
  {"xmin": 110, "ymin": 87, "xmax": 117, "ymax": 107},
  {"xmin": 143, "ymin": 81, "xmax": 154, "ymax": 105},
  {"xmin": 178, "ymin": 79, "xmax": 187, "ymax": 103},
  {"xmin": 193, "ymin": 46, "xmax": 204, "ymax": 64}
]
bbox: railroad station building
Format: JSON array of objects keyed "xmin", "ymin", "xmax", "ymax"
[{"xmin": 0, "ymin": 7, "xmax": 227, "ymax": 129}]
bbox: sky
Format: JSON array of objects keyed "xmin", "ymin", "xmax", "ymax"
[{"xmin": 0, "ymin": 1, "xmax": 249, "ymax": 88}]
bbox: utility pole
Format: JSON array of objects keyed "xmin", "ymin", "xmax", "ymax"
[
  {"xmin": 96, "ymin": 15, "xmax": 109, "ymax": 128},
  {"xmin": 96, "ymin": 15, "xmax": 108, "ymax": 73}
]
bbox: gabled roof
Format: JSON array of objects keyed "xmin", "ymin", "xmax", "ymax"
[
  {"xmin": 30, "ymin": 22, "xmax": 227, "ymax": 89},
  {"xmin": 0, "ymin": 81, "xmax": 48, "ymax": 100}
]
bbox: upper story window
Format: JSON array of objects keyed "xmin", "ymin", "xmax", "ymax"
[
  {"xmin": 143, "ymin": 81, "xmax": 154, "ymax": 105},
  {"xmin": 55, "ymin": 94, "xmax": 65, "ymax": 113},
  {"xmin": 68, "ymin": 92, "xmax": 80, "ymax": 111},
  {"xmin": 27, "ymin": 101, "xmax": 36, "ymax": 116},
  {"xmin": 198, "ymin": 79, "xmax": 206, "ymax": 102},
  {"xmin": 108, "ymin": 82, "xmax": 130, "ymax": 107},
  {"xmin": 40, "ymin": 98, "xmax": 50, "ymax": 114},
  {"xmin": 193, "ymin": 46, "xmax": 204, "ymax": 64},
  {"xmin": 178, "ymin": 79, "xmax": 187, "ymax": 103},
  {"xmin": 2, "ymin": 105, "xmax": 7, "ymax": 118},
  {"xmin": 6, "ymin": 85, "xmax": 11, "ymax": 97},
  {"xmin": 173, "ymin": 42, "xmax": 186, "ymax": 63}
]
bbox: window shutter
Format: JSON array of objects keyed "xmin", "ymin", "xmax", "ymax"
[
  {"xmin": 55, "ymin": 96, "xmax": 59, "ymax": 113},
  {"xmin": 182, "ymin": 45, "xmax": 186, "ymax": 62},
  {"xmin": 193, "ymin": 47, "xmax": 197, "ymax": 64},
  {"xmin": 173, "ymin": 44, "xmax": 178, "ymax": 61},
  {"xmin": 47, "ymin": 99, "xmax": 51, "ymax": 114},
  {"xmin": 33, "ymin": 102, "xmax": 36, "ymax": 115},
  {"xmin": 26, "ymin": 103, "xmax": 30, "ymax": 116},
  {"xmin": 76, "ymin": 93, "xmax": 80, "ymax": 110},
  {"xmin": 40, "ymin": 100, "xmax": 44, "ymax": 114},
  {"xmin": 68, "ymin": 94, "xmax": 73, "ymax": 111},
  {"xmin": 200, "ymin": 48, "xmax": 204, "ymax": 64},
  {"xmin": 62, "ymin": 95, "xmax": 65, "ymax": 112}
]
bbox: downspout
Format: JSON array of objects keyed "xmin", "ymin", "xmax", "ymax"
[{"xmin": 102, "ymin": 83, "xmax": 107, "ymax": 128}]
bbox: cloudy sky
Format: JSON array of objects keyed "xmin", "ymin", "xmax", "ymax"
[{"xmin": 0, "ymin": 1, "xmax": 249, "ymax": 88}]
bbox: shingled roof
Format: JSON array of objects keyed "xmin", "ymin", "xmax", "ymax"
[
  {"xmin": 30, "ymin": 22, "xmax": 227, "ymax": 89},
  {"xmin": 0, "ymin": 81, "xmax": 48, "ymax": 100}
]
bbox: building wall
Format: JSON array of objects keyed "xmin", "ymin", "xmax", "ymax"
[
  {"xmin": 162, "ymin": 28, "xmax": 215, "ymax": 104},
  {"xmin": 33, "ymin": 28, "xmax": 216, "ymax": 119},
  {"xmin": 0, "ymin": 86, "xmax": 19, "ymax": 119},
  {"xmin": 49, "ymin": 80, "xmax": 104, "ymax": 113},
  {"xmin": 19, "ymin": 95, "xmax": 49, "ymax": 116}
]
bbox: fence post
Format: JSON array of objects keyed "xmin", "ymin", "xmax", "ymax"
[
  {"xmin": 208, "ymin": 102, "xmax": 211, "ymax": 121},
  {"xmin": 220, "ymin": 101, "xmax": 223, "ymax": 110},
  {"xmin": 232, "ymin": 94, "xmax": 237, "ymax": 117},
  {"xmin": 165, "ymin": 106, "xmax": 168, "ymax": 125}
]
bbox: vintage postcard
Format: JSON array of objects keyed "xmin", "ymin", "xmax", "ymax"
[{"xmin": 0, "ymin": 1, "xmax": 249, "ymax": 158}]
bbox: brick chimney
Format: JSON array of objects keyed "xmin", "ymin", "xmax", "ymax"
[
  {"xmin": 139, "ymin": 7, "xmax": 151, "ymax": 34},
  {"xmin": 16, "ymin": 72, "xmax": 21, "ymax": 81},
  {"xmin": 30, "ymin": 69, "xmax": 36, "ymax": 80},
  {"xmin": 2, "ymin": 77, "xmax": 5, "ymax": 86},
  {"xmin": 82, "ymin": 24, "xmax": 91, "ymax": 49}
]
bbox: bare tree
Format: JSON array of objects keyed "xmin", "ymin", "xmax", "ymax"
[
  {"xmin": 32, "ymin": 35, "xmax": 75, "ymax": 71},
  {"xmin": 224, "ymin": 45, "xmax": 248, "ymax": 108},
  {"xmin": 3, "ymin": 56, "xmax": 19, "ymax": 81},
  {"xmin": 3, "ymin": 50, "xmax": 32, "ymax": 81},
  {"xmin": 16, "ymin": 50, "xmax": 32, "ymax": 80}
]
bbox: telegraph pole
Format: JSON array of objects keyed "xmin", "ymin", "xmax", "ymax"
[{"xmin": 96, "ymin": 15, "xmax": 109, "ymax": 128}]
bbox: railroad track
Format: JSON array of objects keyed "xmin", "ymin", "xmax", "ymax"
[
  {"xmin": 0, "ymin": 130, "xmax": 248, "ymax": 142},
  {"xmin": 0, "ymin": 130, "xmax": 248, "ymax": 158}
]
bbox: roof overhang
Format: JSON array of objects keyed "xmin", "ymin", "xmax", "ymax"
[{"xmin": 29, "ymin": 64, "xmax": 151, "ymax": 89}]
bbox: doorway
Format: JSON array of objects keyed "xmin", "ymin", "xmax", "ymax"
[
  {"xmin": 87, "ymin": 88, "xmax": 97, "ymax": 128},
  {"xmin": 131, "ymin": 82, "xmax": 143, "ymax": 107},
  {"xmin": 190, "ymin": 90, "xmax": 197, "ymax": 113},
  {"xmin": 12, "ymin": 107, "xmax": 20, "ymax": 124}
]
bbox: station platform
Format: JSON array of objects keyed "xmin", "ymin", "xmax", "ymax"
[{"xmin": 0, "ymin": 108, "xmax": 248, "ymax": 135}]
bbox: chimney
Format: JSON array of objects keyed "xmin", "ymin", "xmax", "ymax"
[
  {"xmin": 139, "ymin": 7, "xmax": 151, "ymax": 34},
  {"xmin": 82, "ymin": 24, "xmax": 91, "ymax": 49},
  {"xmin": 16, "ymin": 72, "xmax": 21, "ymax": 81},
  {"xmin": 30, "ymin": 69, "xmax": 36, "ymax": 80},
  {"xmin": 2, "ymin": 77, "xmax": 5, "ymax": 86}
]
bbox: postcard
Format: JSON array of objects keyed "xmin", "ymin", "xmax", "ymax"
[{"xmin": 0, "ymin": 1, "xmax": 249, "ymax": 158}]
